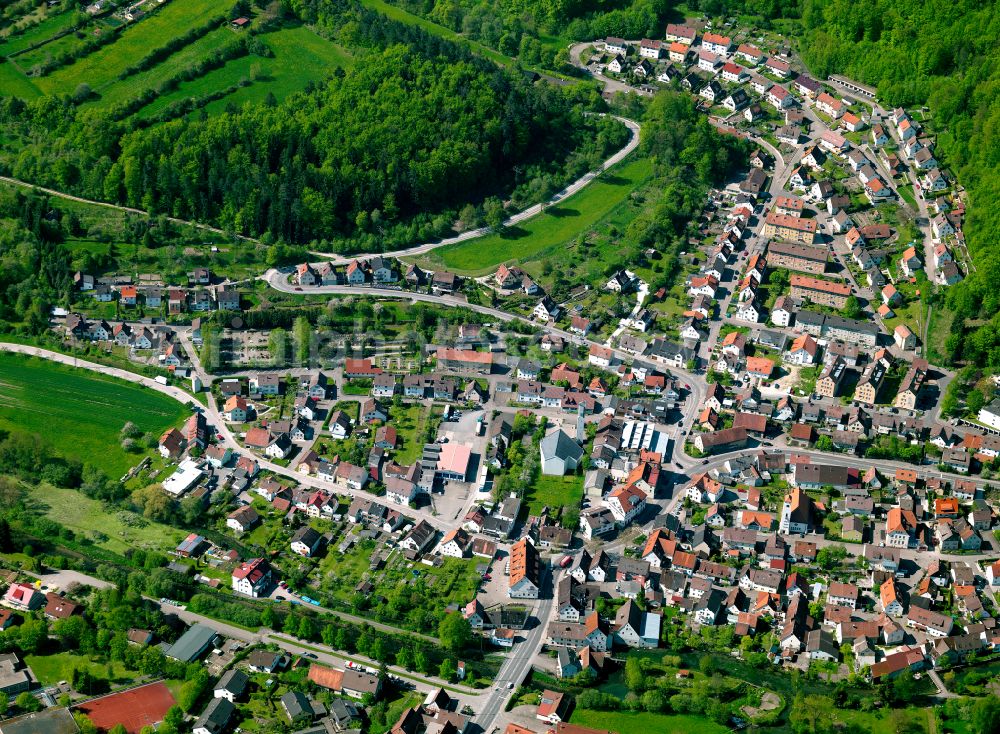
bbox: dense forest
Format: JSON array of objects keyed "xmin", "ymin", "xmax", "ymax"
[
  {"xmin": 623, "ymin": 89, "xmax": 750, "ymax": 263},
  {"xmin": 387, "ymin": 0, "xmax": 671, "ymax": 64},
  {"xmin": 0, "ymin": 0, "xmax": 624, "ymax": 250},
  {"xmin": 683, "ymin": 0, "xmax": 1000, "ymax": 367},
  {"xmin": 0, "ymin": 188, "xmax": 74, "ymax": 335}
]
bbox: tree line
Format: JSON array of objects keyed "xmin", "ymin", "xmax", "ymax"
[{"xmin": 0, "ymin": 0, "xmax": 623, "ymax": 253}]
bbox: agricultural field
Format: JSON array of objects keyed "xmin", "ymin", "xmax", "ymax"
[
  {"xmin": 0, "ymin": 2, "xmax": 80, "ymax": 56},
  {"xmin": 358, "ymin": 0, "xmax": 512, "ymax": 67},
  {"xmin": 22, "ymin": 0, "xmax": 231, "ymax": 97},
  {"xmin": 0, "ymin": 60, "xmax": 39, "ymax": 97},
  {"xmin": 192, "ymin": 26, "xmax": 353, "ymax": 117},
  {"xmin": 11, "ymin": 16, "xmax": 121, "ymax": 77},
  {"xmin": 0, "ymin": 352, "xmax": 189, "ymax": 477},
  {"xmin": 412, "ymin": 156, "xmax": 654, "ymax": 276},
  {"xmin": 84, "ymin": 26, "xmax": 238, "ymax": 109}
]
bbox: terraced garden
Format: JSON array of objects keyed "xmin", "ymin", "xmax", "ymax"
[
  {"xmin": 1, "ymin": 3, "xmax": 352, "ymax": 128},
  {"xmin": 135, "ymin": 25, "xmax": 353, "ymax": 120},
  {"xmin": 33, "ymin": 0, "xmax": 227, "ymax": 96}
]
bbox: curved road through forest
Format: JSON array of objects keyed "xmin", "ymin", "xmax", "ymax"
[
  {"xmin": 1, "ymin": 112, "xmax": 641, "ymax": 267},
  {"xmin": 0, "ymin": 175, "xmax": 259, "ymax": 242},
  {"xmin": 306, "ymin": 114, "xmax": 642, "ymax": 264}
]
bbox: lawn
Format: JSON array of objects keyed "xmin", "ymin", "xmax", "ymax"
[
  {"xmin": 412, "ymin": 155, "xmax": 654, "ymax": 275},
  {"xmin": 390, "ymin": 403, "xmax": 429, "ymax": 465},
  {"xmin": 35, "ymin": 0, "xmax": 231, "ymax": 96},
  {"xmin": 26, "ymin": 652, "xmax": 140, "ymax": 687},
  {"xmin": 194, "ymin": 26, "xmax": 353, "ymax": 117},
  {"xmin": 0, "ymin": 351, "xmax": 189, "ymax": 477},
  {"xmin": 23, "ymin": 482, "xmax": 186, "ymax": 555},
  {"xmin": 570, "ymin": 709, "xmax": 728, "ymax": 734},
  {"xmin": 524, "ymin": 474, "xmax": 583, "ymax": 515},
  {"xmin": 898, "ymin": 183, "xmax": 917, "ymax": 210}
]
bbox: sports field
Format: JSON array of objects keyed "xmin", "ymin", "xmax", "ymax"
[
  {"xmin": 73, "ymin": 681, "xmax": 176, "ymax": 733},
  {"xmin": 413, "ymin": 156, "xmax": 654, "ymax": 275},
  {"xmin": 0, "ymin": 351, "xmax": 189, "ymax": 477}
]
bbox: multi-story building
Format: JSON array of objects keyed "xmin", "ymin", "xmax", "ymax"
[
  {"xmin": 509, "ymin": 538, "xmax": 541, "ymax": 599},
  {"xmin": 790, "ymin": 275, "xmax": 851, "ymax": 309},
  {"xmin": 767, "ymin": 241, "xmax": 828, "ymax": 274},
  {"xmin": 854, "ymin": 360, "xmax": 887, "ymax": 404},
  {"xmin": 763, "ymin": 212, "xmax": 817, "ymax": 244},
  {"xmin": 815, "ymin": 357, "xmax": 847, "ymax": 398},
  {"xmin": 893, "ymin": 359, "xmax": 928, "ymax": 410}
]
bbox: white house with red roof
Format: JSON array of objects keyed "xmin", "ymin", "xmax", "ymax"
[
  {"xmin": 232, "ymin": 558, "xmax": 272, "ymax": 598},
  {"xmin": 3, "ymin": 583, "xmax": 44, "ymax": 611},
  {"xmin": 604, "ymin": 484, "xmax": 648, "ymax": 525}
]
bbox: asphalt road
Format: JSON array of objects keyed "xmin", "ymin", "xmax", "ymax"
[{"xmin": 306, "ymin": 114, "xmax": 641, "ymax": 265}]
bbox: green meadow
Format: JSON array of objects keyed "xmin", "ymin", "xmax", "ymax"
[
  {"xmin": 0, "ymin": 351, "xmax": 189, "ymax": 477},
  {"xmin": 413, "ymin": 156, "xmax": 654, "ymax": 275}
]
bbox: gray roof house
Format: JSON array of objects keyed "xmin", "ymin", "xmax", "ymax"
[{"xmin": 539, "ymin": 430, "xmax": 583, "ymax": 476}]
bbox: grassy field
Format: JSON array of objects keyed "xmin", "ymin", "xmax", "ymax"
[
  {"xmin": 26, "ymin": 652, "xmax": 140, "ymax": 686},
  {"xmin": 570, "ymin": 709, "xmax": 728, "ymax": 734},
  {"xmin": 390, "ymin": 403, "xmax": 429, "ymax": 465},
  {"xmin": 187, "ymin": 26, "xmax": 352, "ymax": 118},
  {"xmin": 0, "ymin": 351, "xmax": 189, "ymax": 477},
  {"xmin": 359, "ymin": 0, "xmax": 512, "ymax": 67},
  {"xmin": 0, "ymin": 7, "xmax": 79, "ymax": 56},
  {"xmin": 0, "ymin": 60, "xmax": 40, "ymax": 97},
  {"xmin": 12, "ymin": 16, "xmax": 121, "ymax": 74},
  {"xmin": 34, "ymin": 0, "xmax": 231, "ymax": 96},
  {"xmin": 412, "ymin": 156, "xmax": 654, "ymax": 275},
  {"xmin": 925, "ymin": 302, "xmax": 955, "ymax": 363},
  {"xmin": 882, "ymin": 281, "xmax": 927, "ymax": 345},
  {"xmin": 524, "ymin": 474, "xmax": 583, "ymax": 515},
  {"xmin": 318, "ymin": 538, "xmax": 481, "ymax": 628},
  {"xmin": 85, "ymin": 26, "xmax": 238, "ymax": 109},
  {"xmin": 24, "ymin": 481, "xmax": 186, "ymax": 554}
]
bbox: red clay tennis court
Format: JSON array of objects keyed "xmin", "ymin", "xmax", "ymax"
[{"xmin": 73, "ymin": 681, "xmax": 176, "ymax": 733}]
